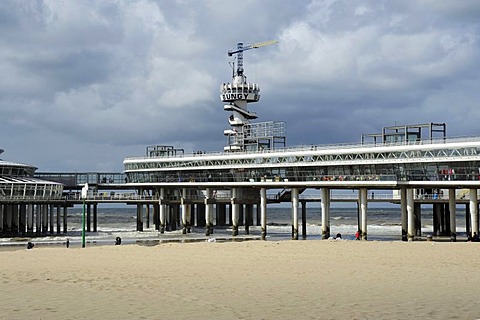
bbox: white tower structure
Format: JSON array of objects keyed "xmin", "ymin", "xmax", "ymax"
[{"xmin": 221, "ymin": 40, "xmax": 285, "ymax": 152}]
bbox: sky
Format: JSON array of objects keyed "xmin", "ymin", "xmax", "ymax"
[{"xmin": 1, "ymin": 0, "xmax": 480, "ymax": 173}]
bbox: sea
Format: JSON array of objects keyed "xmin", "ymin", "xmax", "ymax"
[{"xmin": 0, "ymin": 204, "xmax": 469, "ymax": 248}]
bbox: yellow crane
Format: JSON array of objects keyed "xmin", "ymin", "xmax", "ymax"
[{"xmin": 228, "ymin": 40, "xmax": 278, "ymax": 76}]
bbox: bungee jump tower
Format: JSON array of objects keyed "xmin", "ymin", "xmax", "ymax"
[{"xmin": 221, "ymin": 40, "xmax": 286, "ymax": 152}]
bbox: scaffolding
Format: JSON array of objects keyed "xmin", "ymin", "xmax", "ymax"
[{"xmin": 361, "ymin": 122, "xmax": 446, "ymax": 145}]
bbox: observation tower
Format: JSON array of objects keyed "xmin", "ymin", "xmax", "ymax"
[{"xmin": 221, "ymin": 40, "xmax": 286, "ymax": 152}]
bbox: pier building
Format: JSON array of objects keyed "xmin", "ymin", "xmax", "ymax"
[
  {"xmin": 0, "ymin": 149, "xmax": 63, "ymax": 236},
  {"xmin": 121, "ymin": 41, "xmax": 480, "ymax": 241}
]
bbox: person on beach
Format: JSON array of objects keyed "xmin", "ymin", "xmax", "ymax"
[
  {"xmin": 335, "ymin": 233, "xmax": 342, "ymax": 240},
  {"xmin": 355, "ymin": 230, "xmax": 360, "ymax": 240},
  {"xmin": 473, "ymin": 232, "xmax": 479, "ymax": 242}
]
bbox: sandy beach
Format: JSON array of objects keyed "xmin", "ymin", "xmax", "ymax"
[{"xmin": 1, "ymin": 240, "xmax": 480, "ymax": 320}]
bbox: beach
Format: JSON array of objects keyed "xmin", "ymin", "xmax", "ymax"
[{"xmin": 1, "ymin": 240, "xmax": 480, "ymax": 320}]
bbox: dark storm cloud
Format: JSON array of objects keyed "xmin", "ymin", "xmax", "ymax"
[{"xmin": 0, "ymin": 0, "xmax": 479, "ymax": 172}]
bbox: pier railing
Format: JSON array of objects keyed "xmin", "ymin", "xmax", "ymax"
[{"xmin": 0, "ymin": 191, "xmax": 476, "ymax": 203}]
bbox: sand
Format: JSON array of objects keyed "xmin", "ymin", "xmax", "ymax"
[{"xmin": 1, "ymin": 240, "xmax": 480, "ymax": 320}]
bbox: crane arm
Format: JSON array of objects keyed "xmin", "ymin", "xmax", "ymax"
[
  {"xmin": 228, "ymin": 40, "xmax": 278, "ymax": 55},
  {"xmin": 227, "ymin": 39, "xmax": 278, "ymax": 77}
]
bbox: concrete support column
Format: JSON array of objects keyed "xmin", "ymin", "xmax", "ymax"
[
  {"xmin": 12, "ymin": 205, "xmax": 19, "ymax": 233},
  {"xmin": 35, "ymin": 204, "xmax": 41, "ymax": 234},
  {"xmin": 93, "ymin": 204, "xmax": 97, "ymax": 232},
  {"xmin": 469, "ymin": 189, "xmax": 478, "ymax": 237},
  {"xmin": 4, "ymin": 205, "xmax": 13, "ymax": 233},
  {"xmin": 42, "ymin": 204, "xmax": 48, "ymax": 235},
  {"xmin": 27, "ymin": 204, "xmax": 34, "ymax": 234},
  {"xmin": 181, "ymin": 188, "xmax": 191, "ymax": 234},
  {"xmin": 321, "ymin": 188, "xmax": 330, "ymax": 239},
  {"xmin": 231, "ymin": 188, "xmax": 239, "ymax": 236},
  {"xmin": 260, "ymin": 188, "xmax": 267, "ymax": 240},
  {"xmin": 159, "ymin": 188, "xmax": 166, "ymax": 233},
  {"xmin": 407, "ymin": 188, "xmax": 415, "ymax": 240},
  {"xmin": 400, "ymin": 189, "xmax": 407, "ymax": 241},
  {"xmin": 169, "ymin": 205, "xmax": 178, "ymax": 231},
  {"xmin": 153, "ymin": 203, "xmax": 160, "ymax": 230},
  {"xmin": 359, "ymin": 188, "xmax": 368, "ymax": 240},
  {"xmin": 56, "ymin": 206, "xmax": 61, "ymax": 234},
  {"xmin": 86, "ymin": 204, "xmax": 91, "ymax": 232},
  {"xmin": 449, "ymin": 189, "xmax": 456, "ymax": 241},
  {"xmin": 301, "ymin": 202, "xmax": 307, "ymax": 239},
  {"xmin": 63, "ymin": 207, "xmax": 68, "ymax": 233},
  {"xmin": 145, "ymin": 204, "xmax": 150, "ymax": 229},
  {"xmin": 291, "ymin": 188, "xmax": 299, "ymax": 240},
  {"xmin": 49, "ymin": 205, "xmax": 54, "ymax": 234},
  {"xmin": 414, "ymin": 203, "xmax": 422, "ymax": 236},
  {"xmin": 205, "ymin": 188, "xmax": 213, "ymax": 236},
  {"xmin": 19, "ymin": 204, "xmax": 27, "ymax": 235},
  {"xmin": 136, "ymin": 204, "xmax": 143, "ymax": 232}
]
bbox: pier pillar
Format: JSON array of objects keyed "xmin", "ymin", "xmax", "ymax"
[
  {"xmin": 56, "ymin": 206, "xmax": 61, "ymax": 234},
  {"xmin": 205, "ymin": 188, "xmax": 213, "ymax": 235},
  {"xmin": 13, "ymin": 205, "xmax": 19, "ymax": 234},
  {"xmin": 137, "ymin": 204, "xmax": 144, "ymax": 232},
  {"xmin": 301, "ymin": 202, "xmax": 307, "ymax": 239},
  {"xmin": 465, "ymin": 204, "xmax": 470, "ymax": 235},
  {"xmin": 159, "ymin": 189, "xmax": 166, "ymax": 233},
  {"xmin": 414, "ymin": 203, "xmax": 422, "ymax": 236},
  {"xmin": 4, "ymin": 205, "xmax": 12, "ymax": 233},
  {"xmin": 35, "ymin": 204, "xmax": 41, "ymax": 234},
  {"xmin": 321, "ymin": 188, "xmax": 330, "ymax": 239},
  {"xmin": 400, "ymin": 189, "xmax": 407, "ymax": 241},
  {"xmin": 407, "ymin": 188, "xmax": 415, "ymax": 240},
  {"xmin": 256, "ymin": 203, "xmax": 261, "ymax": 226},
  {"xmin": 63, "ymin": 206, "xmax": 68, "ymax": 233},
  {"xmin": 170, "ymin": 204, "xmax": 179, "ymax": 231},
  {"xmin": 12, "ymin": 205, "xmax": 19, "ymax": 234},
  {"xmin": 42, "ymin": 204, "xmax": 48, "ymax": 235},
  {"xmin": 181, "ymin": 188, "xmax": 191, "ymax": 234},
  {"xmin": 433, "ymin": 203, "xmax": 443, "ymax": 235},
  {"xmin": 449, "ymin": 189, "xmax": 457, "ymax": 241},
  {"xmin": 27, "ymin": 204, "xmax": 34, "ymax": 234},
  {"xmin": 19, "ymin": 204, "xmax": 26, "ymax": 235},
  {"xmin": 359, "ymin": 188, "xmax": 368, "ymax": 240},
  {"xmin": 228, "ymin": 204, "xmax": 232, "ymax": 226},
  {"xmin": 153, "ymin": 203, "xmax": 160, "ymax": 230},
  {"xmin": 48, "ymin": 205, "xmax": 54, "ymax": 234},
  {"xmin": 231, "ymin": 188, "xmax": 239, "ymax": 236},
  {"xmin": 181, "ymin": 192, "xmax": 187, "ymax": 234},
  {"xmin": 469, "ymin": 189, "xmax": 478, "ymax": 237},
  {"xmin": 145, "ymin": 204, "xmax": 150, "ymax": 229},
  {"xmin": 86, "ymin": 204, "xmax": 91, "ymax": 232},
  {"xmin": 291, "ymin": 188, "xmax": 299, "ymax": 240},
  {"xmin": 93, "ymin": 204, "xmax": 98, "ymax": 232},
  {"xmin": 260, "ymin": 188, "xmax": 267, "ymax": 240}
]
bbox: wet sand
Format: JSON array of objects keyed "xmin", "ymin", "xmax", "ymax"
[{"xmin": 1, "ymin": 240, "xmax": 479, "ymax": 319}]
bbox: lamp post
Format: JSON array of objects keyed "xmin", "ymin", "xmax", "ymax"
[{"xmin": 81, "ymin": 183, "xmax": 89, "ymax": 248}]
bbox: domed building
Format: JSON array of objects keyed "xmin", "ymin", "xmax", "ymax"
[{"xmin": 0, "ymin": 149, "xmax": 63, "ymax": 236}]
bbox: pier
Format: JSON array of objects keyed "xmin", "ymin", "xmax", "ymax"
[{"xmin": 2, "ymin": 42, "xmax": 480, "ymax": 242}]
